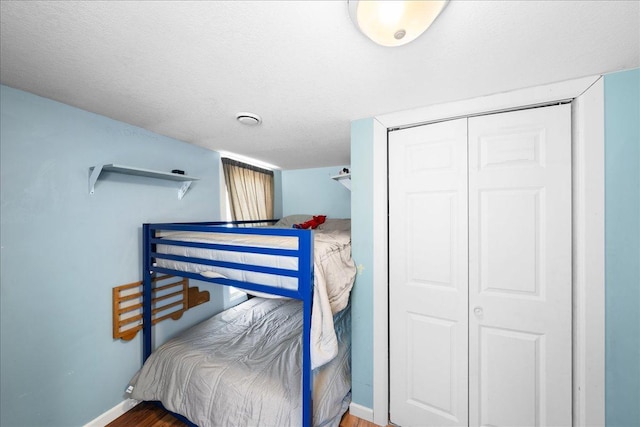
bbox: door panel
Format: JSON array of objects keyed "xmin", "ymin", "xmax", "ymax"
[
  {"xmin": 479, "ymin": 188, "xmax": 541, "ymax": 296},
  {"xmin": 406, "ymin": 313, "xmax": 457, "ymax": 415},
  {"xmin": 468, "ymin": 104, "xmax": 572, "ymax": 427},
  {"xmin": 407, "ymin": 192, "xmax": 456, "ymax": 287},
  {"xmin": 389, "ymin": 118, "xmax": 468, "ymax": 427},
  {"xmin": 478, "ymin": 326, "xmax": 543, "ymax": 427}
]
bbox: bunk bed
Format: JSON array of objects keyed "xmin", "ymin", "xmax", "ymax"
[{"xmin": 126, "ymin": 217, "xmax": 356, "ymax": 427}]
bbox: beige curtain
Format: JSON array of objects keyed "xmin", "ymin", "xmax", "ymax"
[{"xmin": 222, "ymin": 158, "xmax": 274, "ymax": 221}]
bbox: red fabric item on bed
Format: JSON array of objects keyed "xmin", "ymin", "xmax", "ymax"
[{"xmin": 293, "ymin": 215, "xmax": 326, "ymax": 229}]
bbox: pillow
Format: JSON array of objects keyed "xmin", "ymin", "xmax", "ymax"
[
  {"xmin": 273, "ymin": 214, "xmax": 313, "ymax": 228},
  {"xmin": 317, "ymin": 218, "xmax": 351, "ymax": 232}
]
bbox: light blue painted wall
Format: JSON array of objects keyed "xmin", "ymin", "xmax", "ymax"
[
  {"xmin": 349, "ymin": 118, "xmax": 375, "ymax": 408},
  {"xmin": 350, "ymin": 69, "xmax": 640, "ymax": 422},
  {"xmin": 281, "ymin": 166, "xmax": 351, "ymax": 218},
  {"xmin": 604, "ymin": 68, "xmax": 640, "ymax": 427},
  {"xmin": 0, "ymin": 85, "xmax": 227, "ymax": 426}
]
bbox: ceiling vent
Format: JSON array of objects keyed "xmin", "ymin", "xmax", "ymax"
[{"xmin": 236, "ymin": 112, "xmax": 262, "ymax": 126}]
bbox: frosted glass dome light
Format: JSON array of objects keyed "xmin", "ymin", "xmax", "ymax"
[{"xmin": 348, "ymin": 0, "xmax": 448, "ymax": 47}]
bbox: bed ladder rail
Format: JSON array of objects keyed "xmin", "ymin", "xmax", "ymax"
[{"xmin": 112, "ymin": 274, "xmax": 209, "ymax": 341}]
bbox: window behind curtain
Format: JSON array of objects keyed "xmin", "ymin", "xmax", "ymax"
[
  {"xmin": 221, "ymin": 157, "xmax": 274, "ymax": 221},
  {"xmin": 221, "ymin": 157, "xmax": 275, "ymax": 305}
]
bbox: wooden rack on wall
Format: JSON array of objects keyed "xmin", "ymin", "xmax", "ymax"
[{"xmin": 112, "ymin": 274, "xmax": 210, "ymax": 341}]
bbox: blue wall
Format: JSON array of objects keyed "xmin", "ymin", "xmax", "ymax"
[
  {"xmin": 350, "ymin": 69, "xmax": 640, "ymax": 423},
  {"xmin": 349, "ymin": 118, "xmax": 375, "ymax": 408},
  {"xmin": 604, "ymin": 68, "xmax": 640, "ymax": 427},
  {"xmin": 281, "ymin": 166, "xmax": 351, "ymax": 218},
  {"xmin": 0, "ymin": 85, "xmax": 227, "ymax": 426}
]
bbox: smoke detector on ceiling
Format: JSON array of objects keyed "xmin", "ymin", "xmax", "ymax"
[{"xmin": 236, "ymin": 112, "xmax": 262, "ymax": 126}]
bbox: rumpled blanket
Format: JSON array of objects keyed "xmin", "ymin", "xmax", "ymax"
[
  {"xmin": 128, "ymin": 297, "xmax": 353, "ymax": 427},
  {"xmin": 308, "ymin": 230, "xmax": 355, "ymax": 368}
]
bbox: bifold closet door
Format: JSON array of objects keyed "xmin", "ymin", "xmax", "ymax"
[
  {"xmin": 389, "ymin": 104, "xmax": 572, "ymax": 427},
  {"xmin": 389, "ymin": 118, "xmax": 469, "ymax": 427},
  {"xmin": 467, "ymin": 104, "xmax": 572, "ymax": 427}
]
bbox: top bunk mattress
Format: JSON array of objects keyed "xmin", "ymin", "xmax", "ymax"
[
  {"xmin": 152, "ymin": 225, "xmax": 356, "ymax": 368},
  {"xmin": 155, "ymin": 228, "xmax": 353, "ymax": 313}
]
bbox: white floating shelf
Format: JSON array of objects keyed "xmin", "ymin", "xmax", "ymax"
[
  {"xmin": 331, "ymin": 173, "xmax": 351, "ymax": 191},
  {"xmin": 89, "ymin": 164, "xmax": 200, "ymax": 199}
]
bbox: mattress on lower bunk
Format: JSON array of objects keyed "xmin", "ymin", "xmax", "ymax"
[{"xmin": 128, "ymin": 297, "xmax": 351, "ymax": 427}]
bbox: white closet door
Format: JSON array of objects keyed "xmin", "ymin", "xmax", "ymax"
[
  {"xmin": 467, "ymin": 104, "xmax": 572, "ymax": 427},
  {"xmin": 389, "ymin": 118, "xmax": 469, "ymax": 427}
]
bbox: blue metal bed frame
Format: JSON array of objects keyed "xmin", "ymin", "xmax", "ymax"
[{"xmin": 142, "ymin": 220, "xmax": 315, "ymax": 427}]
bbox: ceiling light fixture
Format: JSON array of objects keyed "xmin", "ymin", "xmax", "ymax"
[
  {"xmin": 348, "ymin": 0, "xmax": 448, "ymax": 47},
  {"xmin": 236, "ymin": 112, "xmax": 262, "ymax": 126}
]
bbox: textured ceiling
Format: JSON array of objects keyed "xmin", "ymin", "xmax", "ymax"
[{"xmin": 1, "ymin": 1, "xmax": 638, "ymax": 170}]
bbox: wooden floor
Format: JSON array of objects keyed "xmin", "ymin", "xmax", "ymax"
[
  {"xmin": 107, "ymin": 402, "xmax": 185, "ymax": 427},
  {"xmin": 339, "ymin": 411, "xmax": 383, "ymax": 427},
  {"xmin": 107, "ymin": 401, "xmax": 381, "ymax": 427}
]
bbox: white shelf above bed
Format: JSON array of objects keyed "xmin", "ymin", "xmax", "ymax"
[
  {"xmin": 89, "ymin": 164, "xmax": 200, "ymax": 199},
  {"xmin": 331, "ymin": 173, "xmax": 351, "ymax": 191}
]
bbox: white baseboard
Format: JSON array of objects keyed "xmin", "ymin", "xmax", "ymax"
[
  {"xmin": 349, "ymin": 402, "xmax": 375, "ymax": 424},
  {"xmin": 89, "ymin": 398, "xmax": 369, "ymax": 426},
  {"xmin": 84, "ymin": 398, "xmax": 140, "ymax": 427}
]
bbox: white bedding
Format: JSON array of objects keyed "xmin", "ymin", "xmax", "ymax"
[{"xmin": 155, "ymin": 228, "xmax": 355, "ymax": 369}]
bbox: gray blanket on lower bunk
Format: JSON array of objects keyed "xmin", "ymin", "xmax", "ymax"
[{"xmin": 127, "ymin": 297, "xmax": 351, "ymax": 427}]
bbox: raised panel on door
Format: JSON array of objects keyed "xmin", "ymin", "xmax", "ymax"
[
  {"xmin": 468, "ymin": 104, "xmax": 572, "ymax": 427},
  {"xmin": 389, "ymin": 118, "xmax": 468, "ymax": 427},
  {"xmin": 478, "ymin": 326, "xmax": 544, "ymax": 426}
]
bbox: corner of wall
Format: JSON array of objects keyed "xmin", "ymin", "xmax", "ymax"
[
  {"xmin": 349, "ymin": 117, "xmax": 375, "ymax": 409},
  {"xmin": 603, "ymin": 67, "xmax": 640, "ymax": 427}
]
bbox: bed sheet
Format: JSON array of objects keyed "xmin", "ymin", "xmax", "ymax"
[{"xmin": 128, "ymin": 297, "xmax": 351, "ymax": 427}]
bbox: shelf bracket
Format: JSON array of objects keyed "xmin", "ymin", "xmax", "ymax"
[
  {"xmin": 178, "ymin": 181, "xmax": 192, "ymax": 200},
  {"xmin": 331, "ymin": 173, "xmax": 351, "ymax": 191},
  {"xmin": 89, "ymin": 165, "xmax": 103, "ymax": 195}
]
